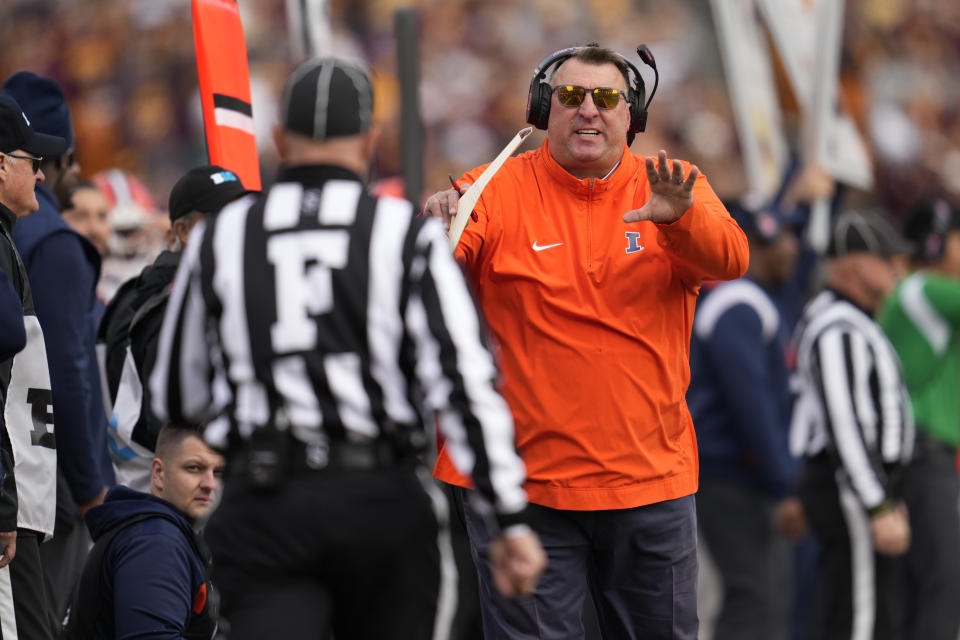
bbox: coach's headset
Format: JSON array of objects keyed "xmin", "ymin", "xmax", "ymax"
[
  {"xmin": 914, "ymin": 198, "xmax": 958, "ymax": 263},
  {"xmin": 525, "ymin": 43, "xmax": 660, "ymax": 146}
]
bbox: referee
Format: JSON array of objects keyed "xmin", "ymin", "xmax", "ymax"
[
  {"xmin": 878, "ymin": 199, "xmax": 960, "ymax": 640},
  {"xmin": 150, "ymin": 57, "xmax": 545, "ymax": 640},
  {"xmin": 790, "ymin": 208, "xmax": 914, "ymax": 640}
]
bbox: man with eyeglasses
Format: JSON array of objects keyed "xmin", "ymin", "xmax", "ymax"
[
  {"xmin": 0, "ymin": 92, "xmax": 64, "ymax": 640},
  {"xmin": 425, "ymin": 44, "xmax": 748, "ymax": 639},
  {"xmin": 2, "ymin": 71, "xmax": 115, "ymax": 629}
]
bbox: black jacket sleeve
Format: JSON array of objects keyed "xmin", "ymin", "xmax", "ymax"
[{"xmin": 0, "ymin": 445, "xmax": 18, "ymax": 531}]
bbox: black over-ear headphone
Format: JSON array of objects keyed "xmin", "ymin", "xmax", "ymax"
[
  {"xmin": 525, "ymin": 44, "xmax": 659, "ymax": 146},
  {"xmin": 920, "ymin": 199, "xmax": 956, "ymax": 263}
]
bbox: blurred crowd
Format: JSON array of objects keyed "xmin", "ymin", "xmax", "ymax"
[
  {"xmin": 0, "ymin": 0, "xmax": 955, "ymax": 223},
  {"xmin": 0, "ymin": 1, "xmax": 958, "ymax": 639}
]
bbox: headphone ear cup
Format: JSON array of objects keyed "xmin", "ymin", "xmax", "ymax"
[
  {"xmin": 627, "ymin": 90, "xmax": 643, "ymax": 134},
  {"xmin": 922, "ymin": 231, "xmax": 945, "ymax": 263},
  {"xmin": 628, "ymin": 81, "xmax": 645, "ymax": 133},
  {"xmin": 526, "ymin": 80, "xmax": 552, "ymax": 130}
]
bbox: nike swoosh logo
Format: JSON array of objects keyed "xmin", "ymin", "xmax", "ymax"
[{"xmin": 532, "ymin": 241, "xmax": 564, "ymax": 252}]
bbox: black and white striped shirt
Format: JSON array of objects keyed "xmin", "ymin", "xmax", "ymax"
[
  {"xmin": 150, "ymin": 165, "xmax": 527, "ymax": 523},
  {"xmin": 790, "ymin": 289, "xmax": 914, "ymax": 509}
]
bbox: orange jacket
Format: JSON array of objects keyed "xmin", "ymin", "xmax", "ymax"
[{"xmin": 433, "ymin": 139, "xmax": 748, "ymax": 510}]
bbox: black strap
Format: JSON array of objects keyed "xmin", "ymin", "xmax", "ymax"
[
  {"xmin": 0, "ymin": 224, "xmax": 29, "ymax": 303},
  {"xmin": 97, "ymin": 278, "xmax": 141, "ymax": 404},
  {"xmin": 126, "ymin": 287, "xmax": 172, "ymax": 451},
  {"xmin": 128, "ymin": 286, "xmax": 170, "ymax": 339}
]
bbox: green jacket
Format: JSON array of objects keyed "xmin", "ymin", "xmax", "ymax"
[{"xmin": 879, "ymin": 271, "xmax": 960, "ymax": 447}]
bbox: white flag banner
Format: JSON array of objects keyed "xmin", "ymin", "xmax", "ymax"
[
  {"xmin": 286, "ymin": 0, "xmax": 332, "ymax": 61},
  {"xmin": 710, "ymin": 0, "xmax": 789, "ymax": 203},
  {"xmin": 759, "ymin": 0, "xmax": 873, "ymax": 190},
  {"xmin": 822, "ymin": 113, "xmax": 874, "ymax": 189},
  {"xmin": 755, "ymin": 0, "xmax": 818, "ymax": 107}
]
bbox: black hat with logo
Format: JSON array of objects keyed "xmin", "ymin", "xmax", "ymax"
[
  {"xmin": 168, "ymin": 164, "xmax": 253, "ymax": 222},
  {"xmin": 0, "ymin": 94, "xmax": 66, "ymax": 157}
]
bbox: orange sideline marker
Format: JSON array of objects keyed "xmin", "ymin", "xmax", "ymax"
[{"xmin": 192, "ymin": 0, "xmax": 261, "ymax": 190}]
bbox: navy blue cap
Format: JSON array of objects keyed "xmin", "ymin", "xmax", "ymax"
[
  {"xmin": 726, "ymin": 200, "xmax": 784, "ymax": 244},
  {"xmin": 1, "ymin": 71, "xmax": 73, "ymax": 154},
  {"xmin": 0, "ymin": 95, "xmax": 66, "ymax": 157}
]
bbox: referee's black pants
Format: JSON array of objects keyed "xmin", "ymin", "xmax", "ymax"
[
  {"xmin": 798, "ymin": 457, "xmax": 902, "ymax": 640},
  {"xmin": 205, "ymin": 464, "xmax": 456, "ymax": 640}
]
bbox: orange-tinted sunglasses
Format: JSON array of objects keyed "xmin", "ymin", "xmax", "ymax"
[{"xmin": 552, "ymin": 85, "xmax": 623, "ymax": 109}]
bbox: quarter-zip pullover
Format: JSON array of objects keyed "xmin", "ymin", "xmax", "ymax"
[{"xmin": 434, "ymin": 139, "xmax": 748, "ymax": 510}]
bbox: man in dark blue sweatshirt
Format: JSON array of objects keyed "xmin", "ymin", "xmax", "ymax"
[
  {"xmin": 63, "ymin": 425, "xmax": 224, "ymax": 639},
  {"xmin": 2, "ymin": 71, "xmax": 115, "ymax": 623},
  {"xmin": 687, "ymin": 202, "xmax": 803, "ymax": 640}
]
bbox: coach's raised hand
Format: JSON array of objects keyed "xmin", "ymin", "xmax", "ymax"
[{"xmin": 622, "ymin": 149, "xmax": 698, "ymax": 224}]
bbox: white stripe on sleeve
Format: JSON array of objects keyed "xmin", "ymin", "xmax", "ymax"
[
  {"xmin": 367, "ymin": 196, "xmax": 418, "ymax": 425},
  {"xmin": 818, "ymin": 328, "xmax": 886, "ymax": 507}
]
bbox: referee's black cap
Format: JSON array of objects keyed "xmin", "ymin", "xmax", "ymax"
[
  {"xmin": 826, "ymin": 208, "xmax": 913, "ymax": 258},
  {"xmin": 168, "ymin": 164, "xmax": 252, "ymax": 222},
  {"xmin": 280, "ymin": 57, "xmax": 374, "ymax": 141}
]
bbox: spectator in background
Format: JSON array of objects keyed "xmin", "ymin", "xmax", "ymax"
[
  {"xmin": 2, "ymin": 71, "xmax": 115, "ymax": 627},
  {"xmin": 2, "ymin": 1, "xmax": 958, "ymax": 223},
  {"xmin": 61, "ymin": 426, "xmax": 224, "ymax": 639},
  {"xmin": 763, "ymin": 162, "xmax": 839, "ymax": 640},
  {"xmin": 91, "ymin": 168, "xmax": 167, "ymax": 303},
  {"xmin": 688, "ymin": 202, "xmax": 803, "ymax": 640},
  {"xmin": 101, "ymin": 164, "xmax": 252, "ymax": 491},
  {"xmin": 791, "ymin": 208, "xmax": 915, "ymax": 640},
  {"xmin": 0, "ymin": 92, "xmax": 64, "ymax": 640},
  {"xmin": 878, "ymin": 198, "xmax": 960, "ymax": 640},
  {"xmin": 61, "ymin": 180, "xmax": 111, "ymax": 257},
  {"xmin": 62, "ymin": 179, "xmax": 112, "ymax": 327}
]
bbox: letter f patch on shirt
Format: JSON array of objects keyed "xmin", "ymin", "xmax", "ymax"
[{"xmin": 625, "ymin": 231, "xmax": 645, "ymax": 254}]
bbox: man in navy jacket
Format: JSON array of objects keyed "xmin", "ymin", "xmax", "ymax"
[
  {"xmin": 2, "ymin": 71, "xmax": 115, "ymax": 620},
  {"xmin": 687, "ymin": 202, "xmax": 803, "ymax": 640},
  {"xmin": 63, "ymin": 425, "xmax": 224, "ymax": 639}
]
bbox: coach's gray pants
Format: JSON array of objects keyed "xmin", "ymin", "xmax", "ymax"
[{"xmin": 460, "ymin": 489, "xmax": 699, "ymax": 640}]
